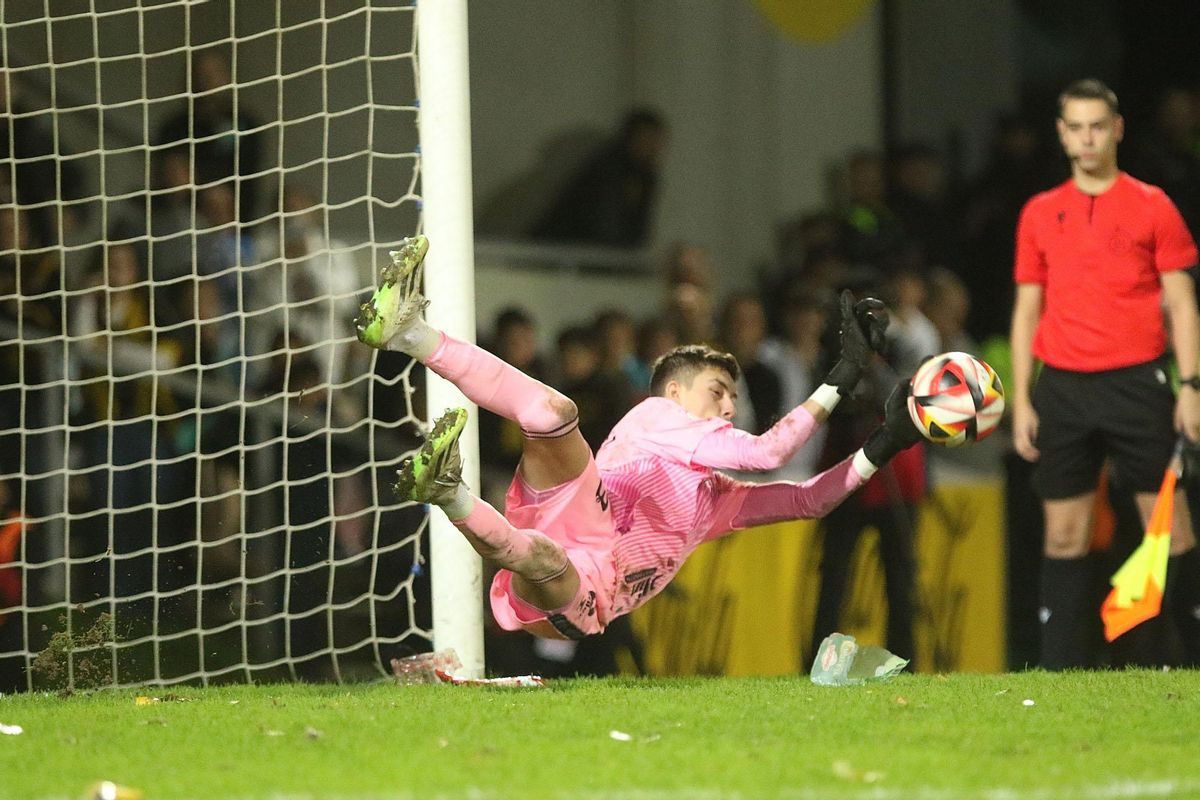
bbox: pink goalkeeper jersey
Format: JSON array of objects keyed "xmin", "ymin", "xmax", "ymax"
[{"xmin": 594, "ymin": 397, "xmax": 755, "ymax": 617}]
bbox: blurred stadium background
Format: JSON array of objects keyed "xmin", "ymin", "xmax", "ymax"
[{"xmin": 2, "ymin": 0, "xmax": 1200, "ymax": 691}]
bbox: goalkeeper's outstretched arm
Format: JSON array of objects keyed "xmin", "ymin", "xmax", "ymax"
[
  {"xmin": 690, "ymin": 290, "xmax": 889, "ymax": 473},
  {"xmin": 710, "ymin": 380, "xmax": 923, "ymax": 531}
]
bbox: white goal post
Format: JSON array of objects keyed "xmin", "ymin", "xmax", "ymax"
[
  {"xmin": 0, "ymin": 0, "xmax": 482, "ymax": 689},
  {"xmin": 416, "ymin": 0, "xmax": 485, "ymax": 678}
]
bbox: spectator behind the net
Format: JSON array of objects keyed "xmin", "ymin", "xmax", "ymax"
[
  {"xmin": 0, "ymin": 203, "xmax": 59, "ymax": 339},
  {"xmin": 0, "ymin": 208, "xmax": 71, "ymax": 617},
  {"xmin": 531, "ymin": 109, "xmax": 666, "ymax": 247},
  {"xmin": 196, "ymin": 185, "xmax": 254, "ymax": 384},
  {"xmin": 70, "ymin": 241, "xmax": 192, "ymax": 617},
  {"xmin": 106, "ymin": 146, "xmax": 208, "ymax": 292},
  {"xmin": 256, "ymin": 333, "xmax": 339, "ymax": 680},
  {"xmin": 155, "ymin": 49, "xmax": 265, "ymax": 223},
  {"xmin": 0, "ymin": 68, "xmax": 85, "ymax": 245},
  {"xmin": 253, "ymin": 183, "xmax": 363, "ymax": 396},
  {"xmin": 0, "ymin": 476, "xmax": 26, "ymax": 692},
  {"xmin": 718, "ymin": 293, "xmax": 783, "ymax": 437}
]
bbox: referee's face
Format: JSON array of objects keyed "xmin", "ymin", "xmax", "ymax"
[{"xmin": 1056, "ymin": 98, "xmax": 1123, "ymax": 175}]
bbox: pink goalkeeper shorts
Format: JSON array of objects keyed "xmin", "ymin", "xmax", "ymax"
[{"xmin": 488, "ymin": 455, "xmax": 617, "ymax": 639}]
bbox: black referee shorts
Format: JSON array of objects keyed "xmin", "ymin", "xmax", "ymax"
[{"xmin": 1031, "ymin": 358, "xmax": 1177, "ymax": 499}]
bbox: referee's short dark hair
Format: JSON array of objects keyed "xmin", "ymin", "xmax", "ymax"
[
  {"xmin": 650, "ymin": 345, "xmax": 739, "ymax": 397},
  {"xmin": 1058, "ymin": 79, "xmax": 1119, "ymax": 117}
]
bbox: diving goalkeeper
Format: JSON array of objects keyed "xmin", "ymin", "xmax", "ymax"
[{"xmin": 356, "ymin": 237, "xmax": 921, "ymax": 640}]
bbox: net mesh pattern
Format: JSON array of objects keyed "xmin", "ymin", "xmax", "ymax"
[{"xmin": 0, "ymin": 0, "xmax": 432, "ymax": 689}]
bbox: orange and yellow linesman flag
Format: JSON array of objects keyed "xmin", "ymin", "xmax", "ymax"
[{"xmin": 1100, "ymin": 451, "xmax": 1182, "ymax": 642}]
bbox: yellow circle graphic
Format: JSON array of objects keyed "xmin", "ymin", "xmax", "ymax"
[{"xmin": 752, "ymin": 0, "xmax": 876, "ymax": 43}]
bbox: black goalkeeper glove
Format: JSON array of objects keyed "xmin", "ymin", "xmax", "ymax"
[
  {"xmin": 862, "ymin": 379, "xmax": 924, "ymax": 467},
  {"xmin": 856, "ymin": 294, "xmax": 888, "ymax": 354},
  {"xmin": 824, "ymin": 290, "xmax": 888, "ymax": 396}
]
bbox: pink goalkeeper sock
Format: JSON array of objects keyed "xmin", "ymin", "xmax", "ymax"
[
  {"xmin": 424, "ymin": 333, "xmax": 576, "ymax": 437},
  {"xmin": 450, "ymin": 497, "xmax": 539, "ymax": 570}
]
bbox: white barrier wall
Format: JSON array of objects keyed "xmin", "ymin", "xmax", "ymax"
[
  {"xmin": 474, "ymin": 258, "xmax": 663, "ymax": 350},
  {"xmin": 468, "ymin": 0, "xmax": 884, "ymax": 297}
]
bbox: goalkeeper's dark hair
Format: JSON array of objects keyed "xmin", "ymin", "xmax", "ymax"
[
  {"xmin": 649, "ymin": 345, "xmax": 740, "ymax": 397},
  {"xmin": 1058, "ymin": 79, "xmax": 1119, "ymax": 117}
]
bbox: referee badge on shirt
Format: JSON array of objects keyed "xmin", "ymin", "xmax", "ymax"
[{"xmin": 1108, "ymin": 228, "xmax": 1132, "ymax": 254}]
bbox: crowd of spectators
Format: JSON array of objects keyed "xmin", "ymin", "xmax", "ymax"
[
  {"xmin": 0, "ymin": 55, "xmax": 410, "ymax": 684},
  {"xmin": 4, "ymin": 56, "xmax": 1200, "ymax": 683}
]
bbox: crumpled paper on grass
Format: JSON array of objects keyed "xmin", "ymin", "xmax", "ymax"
[
  {"xmin": 434, "ymin": 669, "xmax": 545, "ymax": 688},
  {"xmin": 810, "ymin": 633, "xmax": 907, "ymax": 685},
  {"xmin": 391, "ymin": 649, "xmax": 545, "ymax": 687},
  {"xmin": 391, "ymin": 649, "xmax": 465, "ymax": 684}
]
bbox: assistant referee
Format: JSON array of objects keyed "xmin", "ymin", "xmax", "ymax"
[{"xmin": 1010, "ymin": 78, "xmax": 1200, "ymax": 669}]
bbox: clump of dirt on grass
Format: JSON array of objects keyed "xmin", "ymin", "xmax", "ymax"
[{"xmin": 31, "ymin": 612, "xmax": 116, "ymax": 692}]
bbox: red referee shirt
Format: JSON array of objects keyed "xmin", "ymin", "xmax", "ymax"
[{"xmin": 1014, "ymin": 172, "xmax": 1198, "ymax": 372}]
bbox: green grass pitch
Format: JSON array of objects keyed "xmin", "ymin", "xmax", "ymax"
[{"xmin": 2, "ymin": 671, "xmax": 1199, "ymax": 799}]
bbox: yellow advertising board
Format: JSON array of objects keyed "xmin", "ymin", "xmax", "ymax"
[{"xmin": 631, "ymin": 482, "xmax": 1006, "ymax": 675}]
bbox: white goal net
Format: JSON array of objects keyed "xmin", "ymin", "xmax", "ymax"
[{"xmin": 0, "ymin": 0, "xmax": 454, "ymax": 689}]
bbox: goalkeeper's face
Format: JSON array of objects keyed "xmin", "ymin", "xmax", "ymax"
[{"xmin": 667, "ymin": 367, "xmax": 737, "ymax": 422}]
